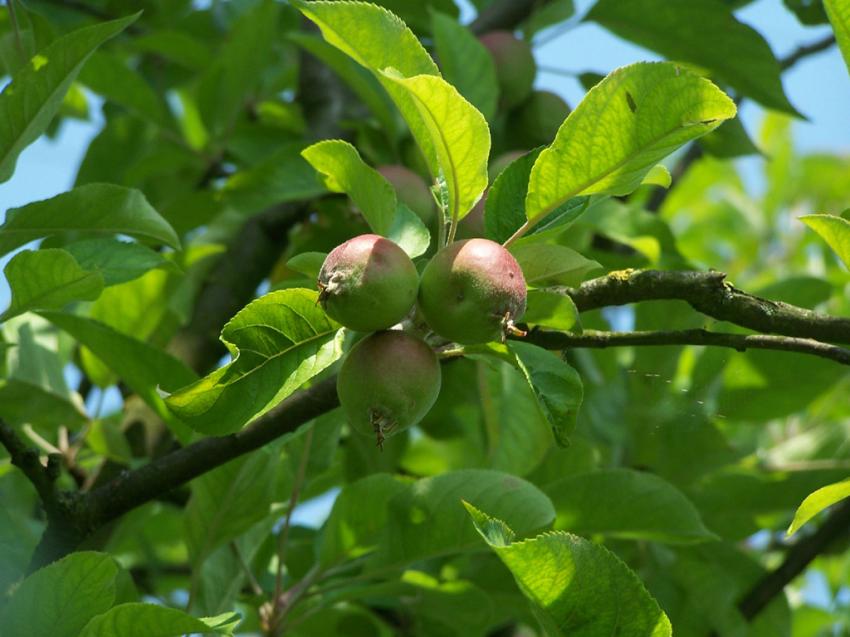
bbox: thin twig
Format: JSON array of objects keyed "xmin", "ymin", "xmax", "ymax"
[
  {"xmin": 524, "ymin": 328, "xmax": 850, "ymax": 366},
  {"xmin": 781, "ymin": 34, "xmax": 836, "ymax": 71},
  {"xmin": 230, "ymin": 542, "xmax": 264, "ymax": 597},
  {"xmin": 273, "ymin": 425, "xmax": 315, "ymax": 614},
  {"xmin": 735, "ymin": 499, "xmax": 850, "ymax": 624}
]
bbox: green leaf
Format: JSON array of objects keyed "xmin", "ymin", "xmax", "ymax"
[
  {"xmin": 0, "ymin": 552, "xmax": 119, "ymax": 637},
  {"xmin": 586, "ymin": 0, "xmax": 798, "ymax": 115},
  {"xmin": 510, "ymin": 243, "xmax": 602, "ymax": 286},
  {"xmin": 524, "ymin": 289, "xmax": 581, "ymax": 333},
  {"xmin": 509, "ymin": 341, "xmax": 584, "ymax": 447},
  {"xmin": 381, "ymin": 71, "xmax": 490, "ymax": 223},
  {"xmin": 372, "ymin": 469, "xmax": 555, "ymax": 568},
  {"xmin": 78, "ymin": 51, "xmax": 167, "ymax": 125},
  {"xmin": 548, "ymin": 468, "xmax": 716, "ymax": 543},
  {"xmin": 431, "ymin": 11, "xmax": 498, "ymax": 120},
  {"xmin": 287, "ymin": 251, "xmax": 327, "ymax": 280},
  {"xmin": 699, "ymin": 118, "xmax": 761, "ymax": 158},
  {"xmin": 38, "ymin": 311, "xmax": 197, "ymax": 440},
  {"xmin": 523, "ymin": 62, "xmax": 736, "ymax": 229},
  {"xmin": 523, "ymin": 0, "xmax": 576, "ymax": 38},
  {"xmin": 800, "ymin": 213, "xmax": 850, "ymax": 269},
  {"xmin": 465, "ymin": 504, "xmax": 673, "ymax": 637},
  {"xmin": 294, "ymin": 1, "xmax": 489, "ymax": 222},
  {"xmin": 79, "ymin": 603, "xmax": 240, "ymax": 637},
  {"xmin": 292, "ymin": 1, "xmax": 439, "ymax": 79},
  {"xmin": 319, "ymin": 473, "xmax": 410, "ymax": 567},
  {"xmin": 0, "ymin": 316, "xmax": 87, "ymax": 426},
  {"xmin": 220, "ymin": 145, "xmax": 327, "ymax": 216},
  {"xmin": 641, "ymin": 164, "xmax": 672, "ymax": 189},
  {"xmin": 1, "ymin": 249, "xmax": 104, "ymax": 321},
  {"xmin": 485, "ymin": 149, "xmax": 543, "ymax": 244},
  {"xmin": 302, "ymin": 139, "xmax": 397, "ymax": 234},
  {"xmin": 787, "ymin": 478, "xmax": 850, "ymax": 536},
  {"xmin": 0, "ymin": 13, "xmax": 139, "ymax": 183},
  {"xmin": 165, "ymin": 289, "xmax": 343, "ymax": 435},
  {"xmin": 825, "ymin": 0, "xmax": 850, "ymax": 75},
  {"xmin": 387, "ymin": 203, "xmax": 431, "ymax": 258},
  {"xmin": 0, "ymin": 184, "xmax": 180, "ymax": 258},
  {"xmin": 196, "ymin": 0, "xmax": 280, "ymax": 136},
  {"xmin": 64, "ymin": 238, "xmax": 174, "ymax": 286},
  {"xmin": 185, "ymin": 447, "xmax": 280, "ymax": 565}
]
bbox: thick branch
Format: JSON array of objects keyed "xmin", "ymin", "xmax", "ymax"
[
  {"xmin": 0, "ymin": 421, "xmax": 62, "ymax": 518},
  {"xmin": 525, "ymin": 328, "xmax": 850, "ymax": 366},
  {"xmin": 84, "ymin": 378, "xmax": 339, "ymax": 528},
  {"xmin": 739, "ymin": 499, "xmax": 850, "ymax": 621},
  {"xmin": 560, "ymin": 269, "xmax": 850, "ymax": 344}
]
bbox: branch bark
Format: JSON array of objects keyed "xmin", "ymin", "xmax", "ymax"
[
  {"xmin": 738, "ymin": 499, "xmax": 850, "ymax": 621},
  {"xmin": 559, "ymin": 269, "xmax": 850, "ymax": 344},
  {"xmin": 525, "ymin": 328, "xmax": 850, "ymax": 366},
  {"xmin": 84, "ymin": 377, "xmax": 339, "ymax": 530}
]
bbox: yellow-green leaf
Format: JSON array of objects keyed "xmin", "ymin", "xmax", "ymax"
[
  {"xmin": 523, "ymin": 62, "xmax": 736, "ymax": 235},
  {"xmin": 801, "ymin": 213, "xmax": 850, "ymax": 269},
  {"xmin": 787, "ymin": 478, "xmax": 850, "ymax": 536},
  {"xmin": 825, "ymin": 0, "xmax": 850, "ymax": 75}
]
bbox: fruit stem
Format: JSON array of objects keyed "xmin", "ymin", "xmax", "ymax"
[{"xmin": 502, "ymin": 220, "xmax": 532, "ymax": 248}]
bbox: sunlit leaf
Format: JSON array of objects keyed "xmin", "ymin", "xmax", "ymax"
[{"xmin": 787, "ymin": 477, "xmax": 850, "ymax": 536}]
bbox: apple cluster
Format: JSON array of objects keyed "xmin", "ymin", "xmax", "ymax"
[{"xmin": 318, "ymin": 234, "xmax": 527, "ymax": 447}]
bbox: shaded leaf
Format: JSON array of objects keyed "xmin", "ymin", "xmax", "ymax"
[
  {"xmin": 465, "ymin": 504, "xmax": 672, "ymax": 637},
  {"xmin": 1, "ymin": 249, "xmax": 103, "ymax": 321},
  {"xmin": 509, "ymin": 341, "xmax": 584, "ymax": 447},
  {"xmin": 39, "ymin": 311, "xmax": 197, "ymax": 440},
  {"xmin": 319, "ymin": 473, "xmax": 409, "ymax": 567},
  {"xmin": 64, "ymin": 238, "xmax": 174, "ymax": 286},
  {"xmin": 431, "ymin": 11, "xmax": 498, "ymax": 120},
  {"xmin": 79, "ymin": 604, "xmax": 239, "ymax": 637},
  {"xmin": 548, "ymin": 468, "xmax": 716, "ymax": 543},
  {"xmin": 0, "ymin": 184, "xmax": 180, "ymax": 257},
  {"xmin": 0, "ymin": 552, "xmax": 118, "ymax": 637},
  {"xmin": 372, "ymin": 469, "xmax": 555, "ymax": 568},
  {"xmin": 0, "ymin": 13, "xmax": 139, "ymax": 183}
]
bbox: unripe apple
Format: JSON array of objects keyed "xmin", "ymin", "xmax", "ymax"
[
  {"xmin": 337, "ymin": 330, "xmax": 441, "ymax": 446},
  {"xmin": 479, "ymin": 31, "xmax": 536, "ymax": 108},
  {"xmin": 318, "ymin": 234, "xmax": 418, "ymax": 332},
  {"xmin": 418, "ymin": 238, "xmax": 527, "ymax": 344},
  {"xmin": 508, "ymin": 90, "xmax": 570, "ymax": 147},
  {"xmin": 377, "ymin": 164, "xmax": 436, "ymax": 226}
]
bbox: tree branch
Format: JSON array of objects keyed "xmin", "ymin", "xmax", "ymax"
[
  {"xmin": 559, "ymin": 269, "xmax": 850, "ymax": 344},
  {"xmin": 84, "ymin": 377, "xmax": 339, "ymax": 530},
  {"xmin": 738, "ymin": 499, "xmax": 850, "ymax": 622},
  {"xmin": 0, "ymin": 421, "xmax": 63, "ymax": 519},
  {"xmin": 525, "ymin": 328, "xmax": 850, "ymax": 366},
  {"xmin": 781, "ymin": 34, "xmax": 836, "ymax": 71}
]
